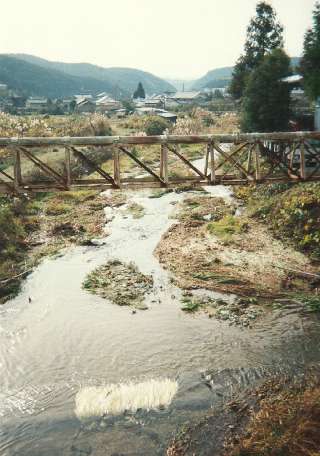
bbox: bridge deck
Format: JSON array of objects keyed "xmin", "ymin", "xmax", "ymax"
[{"xmin": 0, "ymin": 132, "xmax": 320, "ymax": 194}]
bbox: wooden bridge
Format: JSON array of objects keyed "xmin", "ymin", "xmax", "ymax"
[{"xmin": 0, "ymin": 131, "xmax": 320, "ymax": 194}]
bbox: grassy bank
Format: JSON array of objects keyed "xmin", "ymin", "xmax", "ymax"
[
  {"xmin": 0, "ymin": 190, "xmax": 110, "ymax": 303},
  {"xmin": 235, "ymin": 182, "xmax": 320, "ymax": 260}
]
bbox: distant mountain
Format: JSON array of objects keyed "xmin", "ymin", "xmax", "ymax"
[
  {"xmin": 12, "ymin": 54, "xmax": 175, "ymax": 96},
  {"xmin": 192, "ymin": 57, "xmax": 301, "ymax": 90},
  {"xmin": 192, "ymin": 67, "xmax": 233, "ymax": 90},
  {"xmin": 0, "ymin": 55, "xmax": 122, "ymax": 98}
]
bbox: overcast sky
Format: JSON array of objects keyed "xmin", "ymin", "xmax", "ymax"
[{"xmin": 1, "ymin": 0, "xmax": 315, "ymax": 79}]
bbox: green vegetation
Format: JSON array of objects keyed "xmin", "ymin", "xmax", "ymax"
[
  {"xmin": 236, "ymin": 182, "xmax": 320, "ymax": 258},
  {"xmin": 207, "ymin": 215, "xmax": 248, "ymax": 242},
  {"xmin": 181, "ymin": 297, "xmax": 201, "ymax": 313},
  {"xmin": 300, "ymin": 2, "xmax": 320, "ymax": 100},
  {"xmin": 82, "ymin": 260, "xmax": 153, "ymax": 309},
  {"xmin": 230, "ymin": 1, "xmax": 284, "ymax": 100},
  {"xmin": 126, "ymin": 202, "xmax": 145, "ymax": 219},
  {"xmin": 4, "ymin": 54, "xmax": 175, "ymax": 98},
  {"xmin": 0, "ymin": 200, "xmax": 27, "ymax": 302},
  {"xmin": 241, "ymin": 48, "xmax": 291, "ymax": 132},
  {"xmin": 144, "ymin": 116, "xmax": 170, "ymax": 135},
  {"xmin": 0, "ymin": 55, "xmax": 117, "ymax": 98},
  {"xmin": 149, "ymin": 189, "xmax": 174, "ymax": 199},
  {"xmin": 0, "ymin": 190, "xmax": 107, "ymax": 304},
  {"xmin": 45, "ymin": 201, "xmax": 72, "ymax": 216},
  {"xmin": 177, "ymin": 195, "xmax": 231, "ymax": 223},
  {"xmin": 296, "ymin": 294, "xmax": 320, "ymax": 312},
  {"xmin": 133, "ymin": 82, "xmax": 146, "ymax": 99}
]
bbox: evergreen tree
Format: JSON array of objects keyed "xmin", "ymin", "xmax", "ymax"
[
  {"xmin": 133, "ymin": 82, "xmax": 146, "ymax": 99},
  {"xmin": 230, "ymin": 1, "xmax": 283, "ymax": 99},
  {"xmin": 300, "ymin": 2, "xmax": 320, "ymax": 100},
  {"xmin": 241, "ymin": 48, "xmax": 291, "ymax": 132}
]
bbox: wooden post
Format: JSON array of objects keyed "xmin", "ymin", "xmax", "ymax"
[
  {"xmin": 160, "ymin": 144, "xmax": 169, "ymax": 184},
  {"xmin": 65, "ymin": 147, "xmax": 72, "ymax": 188},
  {"xmin": 254, "ymin": 142, "xmax": 261, "ymax": 181},
  {"xmin": 209, "ymin": 142, "xmax": 215, "ymax": 183},
  {"xmin": 204, "ymin": 145, "xmax": 209, "ymax": 176},
  {"xmin": 14, "ymin": 149, "xmax": 22, "ymax": 189},
  {"xmin": 247, "ymin": 145, "xmax": 253, "ymax": 173},
  {"xmin": 300, "ymin": 141, "xmax": 306, "ymax": 179},
  {"xmin": 114, "ymin": 148, "xmax": 121, "ymax": 188}
]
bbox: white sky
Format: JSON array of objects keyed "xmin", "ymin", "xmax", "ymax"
[{"xmin": 1, "ymin": 0, "xmax": 315, "ymax": 79}]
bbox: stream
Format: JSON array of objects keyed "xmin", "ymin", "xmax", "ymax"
[{"xmin": 1, "ymin": 185, "xmax": 320, "ymax": 455}]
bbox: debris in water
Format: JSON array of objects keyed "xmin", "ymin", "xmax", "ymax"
[
  {"xmin": 75, "ymin": 378, "xmax": 178, "ymax": 419},
  {"xmin": 82, "ymin": 259, "xmax": 153, "ymax": 309}
]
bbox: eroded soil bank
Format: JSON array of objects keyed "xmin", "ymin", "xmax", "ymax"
[{"xmin": 155, "ymin": 192, "xmax": 318, "ymax": 298}]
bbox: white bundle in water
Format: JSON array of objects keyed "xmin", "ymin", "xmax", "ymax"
[{"xmin": 75, "ymin": 378, "xmax": 178, "ymax": 419}]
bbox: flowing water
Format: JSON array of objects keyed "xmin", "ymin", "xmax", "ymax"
[{"xmin": 1, "ymin": 186, "xmax": 320, "ymax": 456}]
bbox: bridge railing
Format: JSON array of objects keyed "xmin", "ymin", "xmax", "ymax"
[{"xmin": 0, "ymin": 131, "xmax": 320, "ymax": 194}]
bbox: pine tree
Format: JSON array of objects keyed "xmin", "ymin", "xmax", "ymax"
[
  {"xmin": 241, "ymin": 48, "xmax": 291, "ymax": 132},
  {"xmin": 133, "ymin": 82, "xmax": 146, "ymax": 99},
  {"xmin": 300, "ymin": 2, "xmax": 320, "ymax": 100},
  {"xmin": 230, "ymin": 1, "xmax": 283, "ymax": 99}
]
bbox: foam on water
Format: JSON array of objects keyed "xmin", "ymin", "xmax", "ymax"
[{"xmin": 75, "ymin": 378, "xmax": 178, "ymax": 419}]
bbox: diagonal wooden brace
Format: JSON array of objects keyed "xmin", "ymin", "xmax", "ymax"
[
  {"xmin": 19, "ymin": 147, "xmax": 67, "ymax": 188},
  {"xmin": 119, "ymin": 146, "xmax": 165, "ymax": 185},
  {"xmin": 166, "ymin": 144, "xmax": 207, "ymax": 180},
  {"xmin": 213, "ymin": 142, "xmax": 255, "ymax": 181},
  {"xmin": 0, "ymin": 169, "xmax": 14, "ymax": 181},
  {"xmin": 214, "ymin": 142, "xmax": 249, "ymax": 173},
  {"xmin": 261, "ymin": 142, "xmax": 300, "ymax": 180},
  {"xmin": 70, "ymin": 146, "xmax": 116, "ymax": 186}
]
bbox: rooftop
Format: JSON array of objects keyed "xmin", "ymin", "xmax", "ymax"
[{"xmin": 171, "ymin": 91, "xmax": 202, "ymax": 99}]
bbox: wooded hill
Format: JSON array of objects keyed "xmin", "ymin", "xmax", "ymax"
[{"xmin": 0, "ymin": 54, "xmax": 175, "ymax": 98}]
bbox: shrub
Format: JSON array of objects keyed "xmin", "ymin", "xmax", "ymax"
[
  {"xmin": 144, "ymin": 116, "xmax": 170, "ymax": 135},
  {"xmin": 0, "ymin": 205, "xmax": 25, "ymax": 255}
]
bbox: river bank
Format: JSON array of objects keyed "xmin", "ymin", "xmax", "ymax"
[
  {"xmin": 1, "ymin": 182, "xmax": 320, "ymax": 455},
  {"xmin": 167, "ymin": 366, "xmax": 320, "ymax": 456},
  {"xmin": 0, "ymin": 189, "xmax": 121, "ymax": 303},
  {"xmin": 155, "ymin": 190, "xmax": 318, "ymax": 297}
]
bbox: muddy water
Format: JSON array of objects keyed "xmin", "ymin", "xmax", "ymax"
[{"xmin": 0, "ymin": 187, "xmax": 320, "ymax": 456}]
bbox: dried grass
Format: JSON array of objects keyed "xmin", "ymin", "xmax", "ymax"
[{"xmin": 228, "ymin": 383, "xmax": 320, "ymax": 456}]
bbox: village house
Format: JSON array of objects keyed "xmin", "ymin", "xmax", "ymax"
[
  {"xmin": 167, "ymin": 91, "xmax": 206, "ymax": 106},
  {"xmin": 76, "ymin": 99, "xmax": 96, "ymax": 113},
  {"xmin": 25, "ymin": 97, "xmax": 48, "ymax": 112},
  {"xmin": 96, "ymin": 95, "xmax": 121, "ymax": 113},
  {"xmin": 136, "ymin": 107, "xmax": 177, "ymax": 122},
  {"xmin": 143, "ymin": 94, "xmax": 165, "ymax": 109}
]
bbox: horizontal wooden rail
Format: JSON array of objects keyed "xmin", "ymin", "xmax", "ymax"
[
  {"xmin": 0, "ymin": 131, "xmax": 319, "ymax": 147},
  {"xmin": 0, "ymin": 132, "xmax": 319, "ymax": 194}
]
